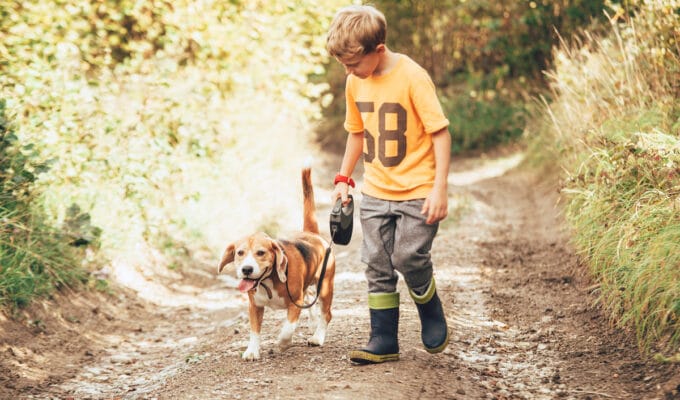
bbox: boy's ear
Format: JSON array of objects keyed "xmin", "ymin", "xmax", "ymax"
[{"xmin": 375, "ymin": 43, "xmax": 386, "ymax": 53}]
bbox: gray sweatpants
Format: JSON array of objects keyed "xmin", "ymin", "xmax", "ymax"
[{"xmin": 360, "ymin": 194, "xmax": 439, "ymax": 294}]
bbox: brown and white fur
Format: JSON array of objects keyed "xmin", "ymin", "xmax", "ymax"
[{"xmin": 217, "ymin": 168, "xmax": 335, "ymax": 360}]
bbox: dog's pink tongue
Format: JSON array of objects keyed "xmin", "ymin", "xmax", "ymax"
[{"xmin": 238, "ymin": 279, "xmax": 257, "ymax": 293}]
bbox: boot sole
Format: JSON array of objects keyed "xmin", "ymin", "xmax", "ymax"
[{"xmin": 349, "ymin": 350, "xmax": 400, "ymax": 364}]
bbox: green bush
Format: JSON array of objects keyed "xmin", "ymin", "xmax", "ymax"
[{"xmin": 443, "ymin": 90, "xmax": 526, "ymax": 154}]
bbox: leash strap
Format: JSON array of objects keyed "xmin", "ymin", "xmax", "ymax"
[{"xmin": 286, "ymin": 228, "xmax": 336, "ymax": 309}]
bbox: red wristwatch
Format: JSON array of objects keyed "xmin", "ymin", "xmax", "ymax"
[{"xmin": 334, "ymin": 173, "xmax": 355, "ymax": 188}]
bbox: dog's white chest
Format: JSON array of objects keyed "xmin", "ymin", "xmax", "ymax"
[{"xmin": 253, "ymin": 281, "xmax": 286, "ymax": 309}]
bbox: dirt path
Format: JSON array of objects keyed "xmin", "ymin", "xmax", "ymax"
[{"xmin": 1, "ymin": 151, "xmax": 679, "ymax": 400}]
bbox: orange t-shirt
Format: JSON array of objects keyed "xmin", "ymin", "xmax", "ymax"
[{"xmin": 344, "ymin": 55, "xmax": 450, "ymax": 201}]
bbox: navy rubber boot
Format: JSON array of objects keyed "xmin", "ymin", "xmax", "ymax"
[
  {"xmin": 409, "ymin": 278, "xmax": 449, "ymax": 353},
  {"xmin": 349, "ymin": 292, "xmax": 400, "ymax": 364}
]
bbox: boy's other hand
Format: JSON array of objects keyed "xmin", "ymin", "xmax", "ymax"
[{"xmin": 422, "ymin": 187, "xmax": 448, "ymax": 224}]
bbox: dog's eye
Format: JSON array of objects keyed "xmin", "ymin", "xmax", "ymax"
[
  {"xmin": 236, "ymin": 250, "xmax": 245, "ymax": 256},
  {"xmin": 256, "ymin": 250, "xmax": 266, "ymax": 257}
]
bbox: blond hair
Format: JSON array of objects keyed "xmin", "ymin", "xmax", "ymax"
[{"xmin": 326, "ymin": 5, "xmax": 386, "ymax": 58}]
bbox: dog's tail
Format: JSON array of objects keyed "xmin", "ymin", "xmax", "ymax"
[{"xmin": 302, "ymin": 167, "xmax": 319, "ymax": 234}]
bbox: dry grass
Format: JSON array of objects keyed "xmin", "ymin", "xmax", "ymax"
[{"xmin": 526, "ymin": 0, "xmax": 680, "ymax": 355}]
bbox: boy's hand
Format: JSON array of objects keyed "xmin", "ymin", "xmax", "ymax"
[
  {"xmin": 422, "ymin": 186, "xmax": 448, "ymax": 224},
  {"xmin": 332, "ymin": 182, "xmax": 351, "ymax": 206}
]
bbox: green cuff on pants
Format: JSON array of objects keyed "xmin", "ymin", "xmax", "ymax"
[
  {"xmin": 368, "ymin": 292, "xmax": 400, "ymax": 310},
  {"xmin": 409, "ymin": 278, "xmax": 436, "ymax": 304}
]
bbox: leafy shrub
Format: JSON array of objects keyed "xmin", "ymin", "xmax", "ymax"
[{"xmin": 442, "ymin": 88, "xmax": 526, "ymax": 154}]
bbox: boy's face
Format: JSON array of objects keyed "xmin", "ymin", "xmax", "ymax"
[{"xmin": 336, "ymin": 44, "xmax": 384, "ymax": 79}]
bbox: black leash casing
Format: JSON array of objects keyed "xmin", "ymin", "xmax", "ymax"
[{"xmin": 329, "ymin": 195, "xmax": 353, "ymax": 245}]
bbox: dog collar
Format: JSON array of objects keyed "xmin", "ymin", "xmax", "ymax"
[
  {"xmin": 249, "ymin": 267, "xmax": 273, "ymax": 299},
  {"xmin": 258, "ymin": 281, "xmax": 273, "ymax": 299}
]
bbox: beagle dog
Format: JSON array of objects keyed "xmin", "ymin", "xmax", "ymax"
[{"xmin": 217, "ymin": 168, "xmax": 336, "ymax": 360}]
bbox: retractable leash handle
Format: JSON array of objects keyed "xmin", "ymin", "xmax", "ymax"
[{"xmin": 329, "ymin": 195, "xmax": 353, "ymax": 245}]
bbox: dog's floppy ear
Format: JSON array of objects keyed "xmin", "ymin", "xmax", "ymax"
[
  {"xmin": 272, "ymin": 241, "xmax": 288, "ymax": 282},
  {"xmin": 217, "ymin": 243, "xmax": 235, "ymax": 274}
]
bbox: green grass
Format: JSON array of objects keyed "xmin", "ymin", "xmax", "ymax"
[
  {"xmin": 526, "ymin": 0, "xmax": 680, "ymax": 355},
  {"xmin": 565, "ymin": 129, "xmax": 680, "ymax": 351},
  {"xmin": 0, "ymin": 201, "xmax": 88, "ymax": 310}
]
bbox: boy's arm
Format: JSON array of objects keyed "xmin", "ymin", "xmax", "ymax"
[
  {"xmin": 422, "ymin": 127, "xmax": 451, "ymax": 224},
  {"xmin": 333, "ymin": 131, "xmax": 364, "ymax": 205}
]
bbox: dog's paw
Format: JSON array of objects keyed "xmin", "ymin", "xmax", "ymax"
[
  {"xmin": 242, "ymin": 347, "xmax": 260, "ymax": 361},
  {"xmin": 307, "ymin": 332, "xmax": 325, "ymax": 347},
  {"xmin": 308, "ymin": 322, "xmax": 327, "ymax": 347}
]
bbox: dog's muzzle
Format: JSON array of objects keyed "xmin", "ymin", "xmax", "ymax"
[{"xmin": 237, "ymin": 266, "xmax": 272, "ymax": 298}]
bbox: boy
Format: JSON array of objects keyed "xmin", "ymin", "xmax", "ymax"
[{"xmin": 327, "ymin": 4, "xmax": 451, "ymax": 364}]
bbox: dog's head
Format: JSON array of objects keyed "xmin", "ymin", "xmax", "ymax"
[{"xmin": 217, "ymin": 232, "xmax": 288, "ymax": 291}]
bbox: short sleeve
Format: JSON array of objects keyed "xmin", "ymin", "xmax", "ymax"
[
  {"xmin": 410, "ymin": 70, "xmax": 449, "ymax": 134},
  {"xmin": 343, "ymin": 75, "xmax": 364, "ymax": 134}
]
